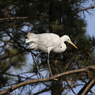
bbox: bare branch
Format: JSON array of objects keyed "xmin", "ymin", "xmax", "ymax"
[
  {"xmin": 66, "ymin": 80, "xmax": 77, "ymax": 95},
  {"xmin": 81, "ymin": 78, "xmax": 95, "ymax": 95},
  {"xmin": 0, "ymin": 17, "xmax": 28, "ymax": 21},
  {"xmin": 73, "ymin": 6, "xmax": 95, "ymax": 13},
  {"xmin": 2, "ymin": 22, "xmax": 27, "ymax": 35},
  {"xmin": 0, "ymin": 65, "xmax": 95, "ymax": 95}
]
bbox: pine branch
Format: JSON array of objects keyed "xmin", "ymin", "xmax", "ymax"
[
  {"xmin": 73, "ymin": 6, "xmax": 95, "ymax": 13},
  {"xmin": 0, "ymin": 52, "xmax": 23, "ymax": 61},
  {"xmin": 5, "ymin": 30, "xmax": 32, "ymax": 53},
  {"xmin": 4, "ymin": 23, "xmax": 27, "ymax": 35},
  {"xmin": 0, "ymin": 65, "xmax": 95, "ymax": 95},
  {"xmin": 0, "ymin": 6, "xmax": 95, "ymax": 21}
]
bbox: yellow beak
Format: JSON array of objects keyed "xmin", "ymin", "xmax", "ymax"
[{"xmin": 69, "ymin": 40, "xmax": 78, "ymax": 49}]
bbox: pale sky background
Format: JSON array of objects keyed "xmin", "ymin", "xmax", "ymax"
[{"xmin": 85, "ymin": 12, "xmax": 95, "ymax": 37}]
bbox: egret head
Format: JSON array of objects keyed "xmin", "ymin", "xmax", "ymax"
[{"xmin": 62, "ymin": 35, "xmax": 78, "ymax": 49}]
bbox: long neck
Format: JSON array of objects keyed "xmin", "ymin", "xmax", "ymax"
[
  {"xmin": 52, "ymin": 38, "xmax": 66, "ymax": 53},
  {"xmin": 60, "ymin": 38, "xmax": 67, "ymax": 51},
  {"xmin": 60, "ymin": 37, "xmax": 67, "ymax": 51},
  {"xmin": 61, "ymin": 36, "xmax": 66, "ymax": 42}
]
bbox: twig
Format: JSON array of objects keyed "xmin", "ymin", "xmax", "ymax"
[
  {"xmin": 0, "ymin": 17, "xmax": 28, "ymax": 21},
  {"xmin": 73, "ymin": 6, "xmax": 95, "ymax": 13},
  {"xmin": 66, "ymin": 80, "xmax": 77, "ymax": 95},
  {"xmin": 3, "ymin": 22, "xmax": 27, "ymax": 35}
]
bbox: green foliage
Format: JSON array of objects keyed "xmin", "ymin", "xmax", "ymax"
[
  {"xmin": 0, "ymin": 48, "xmax": 26, "ymax": 72},
  {"xmin": 50, "ymin": 20, "xmax": 64, "ymax": 33}
]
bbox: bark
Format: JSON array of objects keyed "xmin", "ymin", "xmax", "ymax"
[{"xmin": 49, "ymin": 1, "xmax": 62, "ymax": 95}]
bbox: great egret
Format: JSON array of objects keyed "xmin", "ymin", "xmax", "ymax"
[{"xmin": 26, "ymin": 33, "xmax": 77, "ymax": 76}]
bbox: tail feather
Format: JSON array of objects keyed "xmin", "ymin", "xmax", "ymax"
[
  {"xmin": 27, "ymin": 33, "xmax": 35, "ymax": 39},
  {"xmin": 29, "ymin": 43, "xmax": 38, "ymax": 50},
  {"xmin": 25, "ymin": 33, "xmax": 37, "ymax": 43},
  {"xmin": 26, "ymin": 39, "xmax": 32, "ymax": 43}
]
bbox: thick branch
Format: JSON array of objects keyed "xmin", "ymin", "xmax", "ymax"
[
  {"xmin": 0, "ymin": 65, "xmax": 95, "ymax": 95},
  {"xmin": 78, "ymin": 77, "xmax": 95, "ymax": 95}
]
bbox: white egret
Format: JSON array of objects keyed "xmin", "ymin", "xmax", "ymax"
[{"xmin": 26, "ymin": 33, "xmax": 77, "ymax": 76}]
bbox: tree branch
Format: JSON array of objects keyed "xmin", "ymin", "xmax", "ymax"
[
  {"xmin": 73, "ymin": 6, "xmax": 95, "ymax": 13},
  {"xmin": 66, "ymin": 80, "xmax": 77, "ymax": 95},
  {"xmin": 4, "ymin": 22, "xmax": 27, "ymax": 35},
  {"xmin": 78, "ymin": 77, "xmax": 95, "ymax": 95},
  {"xmin": 0, "ymin": 65, "xmax": 95, "ymax": 95},
  {"xmin": 0, "ymin": 17, "xmax": 28, "ymax": 21},
  {"xmin": 0, "ymin": 52, "xmax": 23, "ymax": 61},
  {"xmin": 0, "ymin": 6, "xmax": 95, "ymax": 21}
]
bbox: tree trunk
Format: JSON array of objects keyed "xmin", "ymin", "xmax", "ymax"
[
  {"xmin": 49, "ymin": 1, "xmax": 63, "ymax": 95},
  {"xmin": 51, "ymin": 81, "xmax": 63, "ymax": 95}
]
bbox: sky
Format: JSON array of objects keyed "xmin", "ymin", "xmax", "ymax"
[{"xmin": 85, "ymin": 12, "xmax": 95, "ymax": 37}]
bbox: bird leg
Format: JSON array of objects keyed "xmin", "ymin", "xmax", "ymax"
[
  {"xmin": 35, "ymin": 51, "xmax": 44, "ymax": 78},
  {"xmin": 47, "ymin": 52, "xmax": 53, "ymax": 76}
]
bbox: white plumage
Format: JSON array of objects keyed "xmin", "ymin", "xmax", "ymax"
[{"xmin": 26, "ymin": 33, "xmax": 77, "ymax": 76}]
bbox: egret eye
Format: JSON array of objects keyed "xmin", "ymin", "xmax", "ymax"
[{"xmin": 68, "ymin": 39, "xmax": 70, "ymax": 41}]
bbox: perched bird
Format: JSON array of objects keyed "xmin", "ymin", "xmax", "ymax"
[{"xmin": 26, "ymin": 33, "xmax": 77, "ymax": 76}]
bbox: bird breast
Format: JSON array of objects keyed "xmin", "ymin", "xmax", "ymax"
[{"xmin": 52, "ymin": 42, "xmax": 66, "ymax": 53}]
